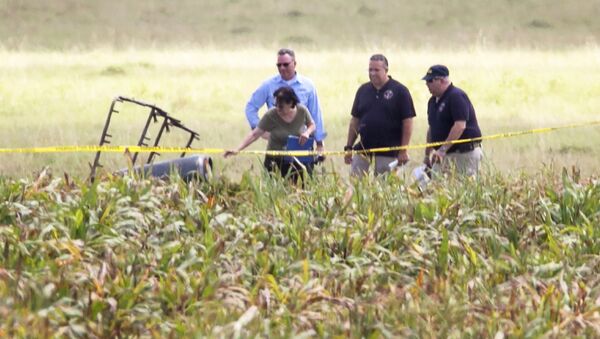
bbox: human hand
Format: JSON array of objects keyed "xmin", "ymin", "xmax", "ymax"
[
  {"xmin": 298, "ymin": 132, "xmax": 310, "ymax": 145},
  {"xmin": 397, "ymin": 150, "xmax": 410, "ymax": 166},
  {"xmin": 344, "ymin": 145, "xmax": 353, "ymax": 165},
  {"xmin": 224, "ymin": 150, "xmax": 238, "ymax": 158},
  {"xmin": 344, "ymin": 154, "xmax": 353, "ymax": 165},
  {"xmin": 261, "ymin": 132, "xmax": 270, "ymax": 140},
  {"xmin": 316, "ymin": 144, "xmax": 326, "ymax": 162},
  {"xmin": 431, "ymin": 149, "xmax": 446, "ymax": 164}
]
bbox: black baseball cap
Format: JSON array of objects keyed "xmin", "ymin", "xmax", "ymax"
[{"xmin": 422, "ymin": 65, "xmax": 449, "ymax": 81}]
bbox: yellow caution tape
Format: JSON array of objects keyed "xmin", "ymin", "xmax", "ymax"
[{"xmin": 1, "ymin": 120, "xmax": 599, "ymax": 156}]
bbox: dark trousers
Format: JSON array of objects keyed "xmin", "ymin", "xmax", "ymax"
[{"xmin": 263, "ymin": 156, "xmax": 314, "ymax": 184}]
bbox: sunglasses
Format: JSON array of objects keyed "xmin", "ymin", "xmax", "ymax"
[
  {"xmin": 426, "ymin": 77, "xmax": 440, "ymax": 83},
  {"xmin": 276, "ymin": 62, "xmax": 291, "ymax": 68}
]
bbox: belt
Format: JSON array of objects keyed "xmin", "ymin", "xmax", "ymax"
[{"xmin": 447, "ymin": 141, "xmax": 481, "ymax": 154}]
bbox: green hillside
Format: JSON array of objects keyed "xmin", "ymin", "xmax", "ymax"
[{"xmin": 1, "ymin": 0, "xmax": 598, "ymax": 49}]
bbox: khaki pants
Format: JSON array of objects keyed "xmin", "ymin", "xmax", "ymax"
[
  {"xmin": 432, "ymin": 147, "xmax": 483, "ymax": 177},
  {"xmin": 351, "ymin": 154, "xmax": 397, "ymax": 177}
]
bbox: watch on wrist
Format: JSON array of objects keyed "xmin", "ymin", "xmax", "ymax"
[{"xmin": 344, "ymin": 145, "xmax": 353, "ymax": 151}]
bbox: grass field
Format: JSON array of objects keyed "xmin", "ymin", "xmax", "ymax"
[
  {"xmin": 1, "ymin": 48, "xmax": 600, "ymax": 179},
  {"xmin": 2, "ymin": 1, "xmax": 600, "ymax": 337},
  {"xmin": 1, "ymin": 1, "xmax": 600, "ymax": 179},
  {"xmin": 1, "ymin": 0, "xmax": 599, "ymax": 50}
]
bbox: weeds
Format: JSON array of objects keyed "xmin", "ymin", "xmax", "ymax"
[{"xmin": 1, "ymin": 168, "xmax": 600, "ymax": 337}]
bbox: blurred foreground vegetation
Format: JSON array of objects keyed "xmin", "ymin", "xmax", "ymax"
[{"xmin": 1, "ymin": 168, "xmax": 600, "ymax": 337}]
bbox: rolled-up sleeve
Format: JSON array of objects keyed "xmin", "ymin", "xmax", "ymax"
[
  {"xmin": 245, "ymin": 82, "xmax": 270, "ymax": 129},
  {"xmin": 306, "ymin": 89, "xmax": 327, "ymax": 141}
]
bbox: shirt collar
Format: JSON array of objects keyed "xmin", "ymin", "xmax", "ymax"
[
  {"xmin": 370, "ymin": 75, "xmax": 392, "ymax": 91},
  {"xmin": 437, "ymin": 83, "xmax": 454, "ymax": 102},
  {"xmin": 277, "ymin": 73, "xmax": 302, "ymax": 84}
]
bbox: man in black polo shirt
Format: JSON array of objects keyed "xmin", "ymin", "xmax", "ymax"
[
  {"xmin": 344, "ymin": 54, "xmax": 416, "ymax": 176},
  {"xmin": 422, "ymin": 65, "xmax": 483, "ymax": 176}
]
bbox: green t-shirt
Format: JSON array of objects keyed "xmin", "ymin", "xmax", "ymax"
[{"xmin": 258, "ymin": 104, "xmax": 314, "ymax": 150}]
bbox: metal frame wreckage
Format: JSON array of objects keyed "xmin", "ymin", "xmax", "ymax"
[{"xmin": 89, "ymin": 96, "xmax": 212, "ymax": 182}]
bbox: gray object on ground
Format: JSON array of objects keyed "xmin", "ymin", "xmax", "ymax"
[{"xmin": 119, "ymin": 155, "xmax": 212, "ymax": 182}]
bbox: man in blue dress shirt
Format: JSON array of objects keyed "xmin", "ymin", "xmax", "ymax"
[{"xmin": 245, "ymin": 48, "xmax": 327, "ymax": 155}]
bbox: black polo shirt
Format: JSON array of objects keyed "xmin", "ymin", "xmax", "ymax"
[
  {"xmin": 351, "ymin": 77, "xmax": 416, "ymax": 157},
  {"xmin": 427, "ymin": 83, "xmax": 482, "ymax": 152}
]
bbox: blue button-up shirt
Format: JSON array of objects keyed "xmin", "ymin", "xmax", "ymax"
[{"xmin": 245, "ymin": 73, "xmax": 327, "ymax": 142}]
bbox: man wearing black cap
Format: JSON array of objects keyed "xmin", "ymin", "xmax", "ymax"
[
  {"xmin": 344, "ymin": 54, "xmax": 416, "ymax": 176},
  {"xmin": 422, "ymin": 65, "xmax": 483, "ymax": 176}
]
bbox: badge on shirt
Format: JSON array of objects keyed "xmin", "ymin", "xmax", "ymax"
[
  {"xmin": 383, "ymin": 89, "xmax": 394, "ymax": 100},
  {"xmin": 438, "ymin": 101, "xmax": 446, "ymax": 113}
]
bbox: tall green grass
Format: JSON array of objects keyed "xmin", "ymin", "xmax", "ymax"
[{"xmin": 1, "ymin": 168, "xmax": 599, "ymax": 336}]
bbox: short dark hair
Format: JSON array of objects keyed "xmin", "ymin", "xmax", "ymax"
[
  {"xmin": 370, "ymin": 54, "xmax": 388, "ymax": 70},
  {"xmin": 278, "ymin": 48, "xmax": 296, "ymax": 60},
  {"xmin": 273, "ymin": 86, "xmax": 299, "ymax": 108}
]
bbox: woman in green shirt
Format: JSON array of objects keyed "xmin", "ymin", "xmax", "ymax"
[{"xmin": 225, "ymin": 86, "xmax": 316, "ymax": 179}]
